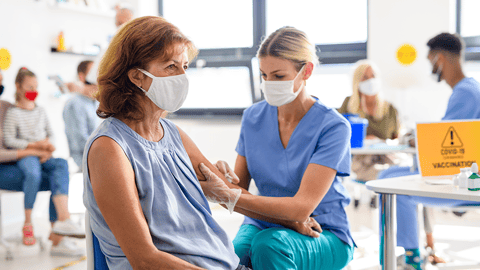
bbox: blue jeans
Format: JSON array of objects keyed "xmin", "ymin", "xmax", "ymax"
[
  {"xmin": 0, "ymin": 157, "xmax": 69, "ymax": 222},
  {"xmin": 378, "ymin": 166, "xmax": 480, "ymax": 249},
  {"xmin": 233, "ymin": 224, "xmax": 354, "ymax": 270}
]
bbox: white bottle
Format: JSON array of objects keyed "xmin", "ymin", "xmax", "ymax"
[
  {"xmin": 452, "ymin": 175, "xmax": 459, "ymax": 189},
  {"xmin": 458, "ymin": 168, "xmax": 469, "ymax": 189}
]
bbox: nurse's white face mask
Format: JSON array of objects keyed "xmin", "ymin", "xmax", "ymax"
[
  {"xmin": 137, "ymin": 68, "xmax": 189, "ymax": 112},
  {"xmin": 260, "ymin": 65, "xmax": 305, "ymax": 107},
  {"xmin": 358, "ymin": 78, "xmax": 381, "ymax": 96}
]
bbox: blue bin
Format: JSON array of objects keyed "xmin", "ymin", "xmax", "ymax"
[{"xmin": 343, "ymin": 114, "xmax": 368, "ymax": 148}]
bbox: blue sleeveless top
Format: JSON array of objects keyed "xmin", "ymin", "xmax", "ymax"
[{"xmin": 83, "ymin": 117, "xmax": 239, "ymax": 270}]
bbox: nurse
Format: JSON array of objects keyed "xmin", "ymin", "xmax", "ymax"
[{"xmin": 199, "ymin": 26, "xmax": 355, "ymax": 270}]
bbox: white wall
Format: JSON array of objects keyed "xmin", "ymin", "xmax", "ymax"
[{"xmin": 368, "ymin": 0, "xmax": 472, "ymax": 130}]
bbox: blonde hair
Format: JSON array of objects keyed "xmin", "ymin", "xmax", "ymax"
[
  {"xmin": 257, "ymin": 26, "xmax": 319, "ymax": 71},
  {"xmin": 347, "ymin": 60, "xmax": 389, "ymax": 120}
]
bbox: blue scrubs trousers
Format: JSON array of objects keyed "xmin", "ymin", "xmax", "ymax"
[
  {"xmin": 0, "ymin": 156, "xmax": 69, "ymax": 222},
  {"xmin": 378, "ymin": 166, "xmax": 480, "ymax": 249},
  {"xmin": 233, "ymin": 224, "xmax": 354, "ymax": 270}
]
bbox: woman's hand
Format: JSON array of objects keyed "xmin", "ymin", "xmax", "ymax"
[
  {"xmin": 288, "ymin": 217, "xmax": 322, "ymax": 238},
  {"xmin": 214, "ymin": 160, "xmax": 240, "ymax": 184},
  {"xmin": 199, "ymin": 163, "xmax": 241, "ymax": 214}
]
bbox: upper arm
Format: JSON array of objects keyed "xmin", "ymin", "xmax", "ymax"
[
  {"xmin": 87, "ymin": 136, "xmax": 157, "ymax": 263},
  {"xmin": 176, "ymin": 125, "xmax": 249, "ymax": 192},
  {"xmin": 442, "ymin": 90, "xmax": 476, "ymax": 120},
  {"xmin": 293, "ymin": 163, "xmax": 336, "ymax": 213}
]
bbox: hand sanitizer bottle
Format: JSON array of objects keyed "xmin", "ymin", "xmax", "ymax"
[{"xmin": 468, "ymin": 163, "xmax": 480, "ymax": 191}]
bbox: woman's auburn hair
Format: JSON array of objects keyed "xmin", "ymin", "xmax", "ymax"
[{"xmin": 96, "ymin": 16, "xmax": 198, "ymax": 120}]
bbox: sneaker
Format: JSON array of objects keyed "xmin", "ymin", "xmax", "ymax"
[
  {"xmin": 52, "ymin": 219, "xmax": 86, "ymax": 238},
  {"xmin": 51, "ymin": 237, "xmax": 85, "ymax": 257}
]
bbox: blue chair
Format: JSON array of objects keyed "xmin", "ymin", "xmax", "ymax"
[{"xmin": 85, "ymin": 211, "xmax": 108, "ymax": 270}]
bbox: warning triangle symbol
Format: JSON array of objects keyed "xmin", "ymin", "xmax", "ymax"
[{"xmin": 442, "ymin": 127, "xmax": 463, "ymax": 148}]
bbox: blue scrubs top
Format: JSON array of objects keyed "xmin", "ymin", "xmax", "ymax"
[
  {"xmin": 236, "ymin": 99, "xmax": 355, "ymax": 247},
  {"xmin": 83, "ymin": 117, "xmax": 239, "ymax": 270},
  {"xmin": 442, "ymin": 77, "xmax": 480, "ymax": 120}
]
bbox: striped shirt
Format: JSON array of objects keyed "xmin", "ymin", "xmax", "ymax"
[
  {"xmin": 0, "ymin": 100, "xmax": 18, "ymax": 163},
  {"xmin": 3, "ymin": 105, "xmax": 54, "ymax": 149}
]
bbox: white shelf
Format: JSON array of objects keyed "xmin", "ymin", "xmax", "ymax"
[{"xmin": 48, "ymin": 2, "xmax": 115, "ymax": 18}]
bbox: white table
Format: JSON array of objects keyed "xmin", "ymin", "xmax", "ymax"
[
  {"xmin": 351, "ymin": 145, "xmax": 416, "ymax": 155},
  {"xmin": 366, "ymin": 175, "xmax": 480, "ymax": 270}
]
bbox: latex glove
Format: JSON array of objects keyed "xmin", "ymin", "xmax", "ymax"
[
  {"xmin": 214, "ymin": 160, "xmax": 240, "ymax": 184},
  {"xmin": 199, "ymin": 163, "xmax": 241, "ymax": 214}
]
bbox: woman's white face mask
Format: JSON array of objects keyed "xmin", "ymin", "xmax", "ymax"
[
  {"xmin": 260, "ymin": 65, "xmax": 305, "ymax": 107},
  {"xmin": 137, "ymin": 68, "xmax": 189, "ymax": 112},
  {"xmin": 358, "ymin": 78, "xmax": 381, "ymax": 96}
]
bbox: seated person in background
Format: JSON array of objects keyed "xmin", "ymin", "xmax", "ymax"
[
  {"xmin": 0, "ymin": 67, "xmax": 85, "ymax": 256},
  {"xmin": 337, "ymin": 60, "xmax": 400, "ymax": 210},
  {"xmin": 338, "ymin": 60, "xmax": 400, "ymax": 182},
  {"xmin": 378, "ymin": 32, "xmax": 480, "ymax": 270},
  {"xmin": 63, "ymin": 60, "xmax": 101, "ymax": 170}
]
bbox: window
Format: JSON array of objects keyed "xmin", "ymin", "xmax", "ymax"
[
  {"xmin": 266, "ymin": 0, "xmax": 367, "ymax": 45},
  {"xmin": 457, "ymin": 0, "xmax": 480, "ymax": 60},
  {"xmin": 182, "ymin": 66, "xmax": 253, "ymax": 109},
  {"xmin": 159, "ymin": 0, "xmax": 368, "ymax": 116},
  {"xmin": 163, "ymin": 0, "xmax": 254, "ymax": 49}
]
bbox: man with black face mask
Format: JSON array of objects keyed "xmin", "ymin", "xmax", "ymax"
[
  {"xmin": 377, "ymin": 33, "xmax": 480, "ymax": 270},
  {"xmin": 427, "ymin": 32, "xmax": 480, "ymax": 119}
]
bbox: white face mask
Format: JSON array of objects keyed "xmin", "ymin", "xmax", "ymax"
[
  {"xmin": 260, "ymin": 65, "xmax": 305, "ymax": 107},
  {"xmin": 430, "ymin": 55, "xmax": 442, "ymax": 83},
  {"xmin": 137, "ymin": 68, "xmax": 189, "ymax": 112},
  {"xmin": 358, "ymin": 78, "xmax": 381, "ymax": 96}
]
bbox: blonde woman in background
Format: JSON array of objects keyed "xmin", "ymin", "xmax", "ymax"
[
  {"xmin": 338, "ymin": 60, "xmax": 400, "ymax": 141},
  {"xmin": 337, "ymin": 60, "xmax": 400, "ymax": 209}
]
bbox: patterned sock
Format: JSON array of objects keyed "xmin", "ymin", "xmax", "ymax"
[{"xmin": 405, "ymin": 248, "xmax": 422, "ymax": 269}]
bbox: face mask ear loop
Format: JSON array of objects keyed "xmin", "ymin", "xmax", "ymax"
[{"xmin": 437, "ymin": 63, "xmax": 443, "ymax": 83}]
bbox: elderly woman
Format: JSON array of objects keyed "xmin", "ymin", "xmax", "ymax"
[{"xmin": 85, "ymin": 16, "xmax": 326, "ymax": 270}]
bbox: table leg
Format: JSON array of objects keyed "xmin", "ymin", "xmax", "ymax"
[{"xmin": 381, "ymin": 193, "xmax": 397, "ymax": 270}]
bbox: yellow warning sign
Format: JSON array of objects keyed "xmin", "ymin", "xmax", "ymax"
[
  {"xmin": 441, "ymin": 127, "xmax": 463, "ymax": 148},
  {"xmin": 416, "ymin": 120, "xmax": 480, "ymax": 177}
]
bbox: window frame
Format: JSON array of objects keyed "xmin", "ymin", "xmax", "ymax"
[
  {"xmin": 159, "ymin": 0, "xmax": 368, "ymax": 117},
  {"xmin": 456, "ymin": 0, "xmax": 480, "ymax": 61}
]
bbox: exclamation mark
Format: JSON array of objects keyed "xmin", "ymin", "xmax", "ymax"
[{"xmin": 451, "ymin": 131, "xmax": 454, "ymax": 145}]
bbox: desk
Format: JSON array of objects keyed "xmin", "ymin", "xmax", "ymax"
[
  {"xmin": 366, "ymin": 175, "xmax": 480, "ymax": 270},
  {"xmin": 351, "ymin": 145, "xmax": 416, "ymax": 155}
]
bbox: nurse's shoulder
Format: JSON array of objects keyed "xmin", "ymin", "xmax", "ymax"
[
  {"xmin": 241, "ymin": 100, "xmax": 272, "ymax": 125},
  {"xmin": 311, "ymin": 98, "xmax": 351, "ymax": 132}
]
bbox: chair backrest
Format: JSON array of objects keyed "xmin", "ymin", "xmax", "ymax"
[{"xmin": 85, "ymin": 211, "xmax": 108, "ymax": 270}]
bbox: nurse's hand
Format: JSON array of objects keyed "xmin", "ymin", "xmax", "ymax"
[
  {"xmin": 290, "ymin": 217, "xmax": 322, "ymax": 238},
  {"xmin": 215, "ymin": 160, "xmax": 240, "ymax": 184},
  {"xmin": 199, "ymin": 163, "xmax": 241, "ymax": 214}
]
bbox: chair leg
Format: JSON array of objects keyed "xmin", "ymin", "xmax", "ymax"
[{"xmin": 1, "ymin": 237, "xmax": 14, "ymax": 260}]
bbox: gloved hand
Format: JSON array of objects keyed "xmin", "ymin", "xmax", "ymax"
[
  {"xmin": 214, "ymin": 160, "xmax": 240, "ymax": 184},
  {"xmin": 199, "ymin": 163, "xmax": 241, "ymax": 214}
]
